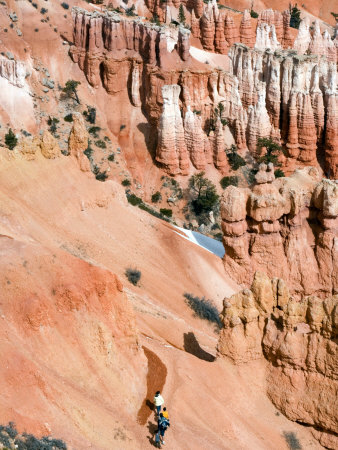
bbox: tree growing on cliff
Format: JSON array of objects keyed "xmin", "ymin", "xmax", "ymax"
[
  {"xmin": 178, "ymin": 4, "xmax": 186, "ymax": 25},
  {"xmin": 226, "ymin": 145, "xmax": 246, "ymax": 171},
  {"xmin": 5, "ymin": 129, "xmax": 18, "ymax": 150},
  {"xmin": 62, "ymin": 79, "xmax": 81, "ymax": 104},
  {"xmin": 289, "ymin": 3, "xmax": 301, "ymax": 29},
  {"xmin": 257, "ymin": 137, "xmax": 282, "ymax": 166},
  {"xmin": 189, "ymin": 172, "xmax": 219, "ymax": 215}
]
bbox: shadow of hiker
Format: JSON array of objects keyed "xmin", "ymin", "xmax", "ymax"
[
  {"xmin": 183, "ymin": 332, "xmax": 216, "ymax": 362},
  {"xmin": 146, "ymin": 399, "xmax": 154, "ymax": 412},
  {"xmin": 146, "ymin": 420, "xmax": 159, "ymax": 448}
]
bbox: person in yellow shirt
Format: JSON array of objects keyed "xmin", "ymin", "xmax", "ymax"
[{"xmin": 162, "ymin": 407, "xmax": 169, "ymax": 419}]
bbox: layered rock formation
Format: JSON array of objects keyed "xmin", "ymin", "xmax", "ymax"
[
  {"xmin": 221, "ymin": 165, "xmax": 338, "ymax": 297},
  {"xmin": 70, "ymin": 7, "xmax": 337, "ymax": 177},
  {"xmin": 15, "ymin": 133, "xmax": 60, "ymax": 160},
  {"xmin": 0, "ymin": 55, "xmax": 26, "ymax": 88},
  {"xmin": 218, "ymin": 272, "xmax": 338, "ymax": 449}
]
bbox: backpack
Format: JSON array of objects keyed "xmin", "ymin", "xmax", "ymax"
[{"xmin": 159, "ymin": 417, "xmax": 170, "ymax": 431}]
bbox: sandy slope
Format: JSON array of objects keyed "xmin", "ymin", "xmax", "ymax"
[{"xmin": 0, "ymin": 152, "xmax": 322, "ymax": 449}]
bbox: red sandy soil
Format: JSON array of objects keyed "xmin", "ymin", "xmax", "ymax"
[{"xmin": 0, "ymin": 151, "xmax": 323, "ymax": 449}]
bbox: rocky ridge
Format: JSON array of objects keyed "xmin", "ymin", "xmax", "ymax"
[
  {"xmin": 217, "ymin": 271, "xmax": 338, "ymax": 449},
  {"xmin": 221, "ymin": 165, "xmax": 338, "ymax": 297}
]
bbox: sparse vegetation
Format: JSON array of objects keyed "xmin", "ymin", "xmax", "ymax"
[
  {"xmin": 151, "ymin": 191, "xmax": 162, "ymax": 203},
  {"xmin": 226, "ymin": 145, "xmax": 246, "ymax": 171},
  {"xmin": 189, "ymin": 172, "xmax": 219, "ymax": 215},
  {"xmin": 63, "ymin": 113, "xmax": 73, "ymax": 122},
  {"xmin": 178, "ymin": 4, "xmax": 186, "ymax": 24},
  {"xmin": 5, "ymin": 129, "xmax": 18, "ymax": 150},
  {"xmin": 184, "ymin": 293, "xmax": 222, "ymax": 329},
  {"xmin": 125, "ymin": 4, "xmax": 136, "ymax": 16},
  {"xmin": 220, "ymin": 175, "xmax": 239, "ymax": 189},
  {"xmin": 62, "ymin": 79, "xmax": 81, "ymax": 104},
  {"xmin": 127, "ymin": 193, "xmax": 143, "ymax": 206},
  {"xmin": 61, "ymin": 2, "xmax": 69, "ymax": 9},
  {"xmin": 48, "ymin": 116, "xmax": 59, "ymax": 135},
  {"xmin": 108, "ymin": 153, "xmax": 115, "ymax": 161},
  {"xmin": 150, "ymin": 14, "xmax": 161, "ymax": 26},
  {"xmin": 274, "ymin": 168, "xmax": 285, "ymax": 178},
  {"xmin": 331, "ymin": 12, "xmax": 338, "ymax": 22},
  {"xmin": 40, "ymin": 7, "xmax": 48, "ymax": 14},
  {"xmin": 88, "ymin": 126, "xmax": 101, "ymax": 138},
  {"xmin": 250, "ymin": 2, "xmax": 258, "ymax": 18},
  {"xmin": 283, "ymin": 431, "xmax": 302, "ymax": 450},
  {"xmin": 120, "ymin": 124, "xmax": 126, "ymax": 131},
  {"xmin": 93, "ymin": 166, "xmax": 108, "ymax": 181},
  {"xmin": 125, "ymin": 268, "xmax": 141, "ymax": 286},
  {"xmin": 0, "ymin": 422, "xmax": 66, "ymax": 449},
  {"xmin": 95, "ymin": 139, "xmax": 106, "ymax": 149},
  {"xmin": 160, "ymin": 208, "xmax": 172, "ymax": 218},
  {"xmin": 257, "ymin": 137, "xmax": 282, "ymax": 166},
  {"xmin": 207, "ymin": 102, "xmax": 228, "ymax": 134},
  {"xmin": 83, "ymin": 106, "xmax": 96, "ymax": 124},
  {"xmin": 289, "ymin": 3, "xmax": 301, "ymax": 29},
  {"xmin": 122, "ymin": 178, "xmax": 131, "ymax": 186}
]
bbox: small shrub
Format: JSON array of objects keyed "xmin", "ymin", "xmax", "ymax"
[
  {"xmin": 63, "ymin": 113, "xmax": 73, "ymax": 122},
  {"xmin": 283, "ymin": 431, "xmax": 302, "ymax": 450},
  {"xmin": 125, "ymin": 5, "xmax": 136, "ymax": 16},
  {"xmin": 40, "ymin": 7, "xmax": 48, "ymax": 14},
  {"xmin": 83, "ymin": 106, "xmax": 96, "ymax": 124},
  {"xmin": 226, "ymin": 145, "xmax": 246, "ymax": 170},
  {"xmin": 88, "ymin": 126, "xmax": 101, "ymax": 138},
  {"xmin": 211, "ymin": 223, "xmax": 220, "ymax": 230},
  {"xmin": 120, "ymin": 124, "xmax": 126, "ymax": 131},
  {"xmin": 32, "ymin": 2, "xmax": 38, "ymax": 8},
  {"xmin": 160, "ymin": 208, "xmax": 172, "ymax": 218},
  {"xmin": 0, "ymin": 423, "xmax": 66, "ymax": 449},
  {"xmin": 289, "ymin": 4, "xmax": 301, "ymax": 29},
  {"xmin": 93, "ymin": 166, "xmax": 108, "ymax": 181},
  {"xmin": 139, "ymin": 204, "xmax": 169, "ymax": 222},
  {"xmin": 250, "ymin": 9, "xmax": 258, "ymax": 18},
  {"xmin": 48, "ymin": 116, "xmax": 59, "ymax": 134},
  {"xmin": 104, "ymin": 136, "xmax": 111, "ymax": 142},
  {"xmin": 178, "ymin": 4, "xmax": 186, "ymax": 24},
  {"xmin": 127, "ymin": 193, "xmax": 143, "ymax": 206},
  {"xmin": 151, "ymin": 191, "xmax": 162, "ymax": 203},
  {"xmin": 34, "ymin": 28, "xmax": 39, "ymax": 32},
  {"xmin": 5, "ymin": 129, "xmax": 18, "ymax": 150},
  {"xmin": 83, "ymin": 144, "xmax": 93, "ymax": 160},
  {"xmin": 184, "ymin": 293, "xmax": 222, "ymax": 329},
  {"xmin": 108, "ymin": 153, "xmax": 115, "ymax": 161},
  {"xmin": 150, "ymin": 14, "xmax": 160, "ymax": 26},
  {"xmin": 125, "ymin": 268, "xmax": 141, "ymax": 286},
  {"xmin": 95, "ymin": 140, "xmax": 106, "ymax": 149},
  {"xmin": 122, "ymin": 178, "xmax": 131, "ymax": 186},
  {"xmin": 220, "ymin": 176, "xmax": 239, "ymax": 189},
  {"xmin": 61, "ymin": 2, "xmax": 69, "ymax": 9},
  {"xmin": 274, "ymin": 168, "xmax": 285, "ymax": 178}
]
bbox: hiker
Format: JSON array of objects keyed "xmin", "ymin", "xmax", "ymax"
[
  {"xmin": 157, "ymin": 412, "xmax": 170, "ymax": 445},
  {"xmin": 153, "ymin": 391, "xmax": 164, "ymax": 416},
  {"xmin": 162, "ymin": 407, "xmax": 169, "ymax": 419},
  {"xmin": 154, "ymin": 430, "xmax": 162, "ymax": 449}
]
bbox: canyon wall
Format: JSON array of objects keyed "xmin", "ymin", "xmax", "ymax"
[
  {"xmin": 217, "ymin": 272, "xmax": 338, "ymax": 449},
  {"xmin": 0, "ymin": 55, "xmax": 26, "ymax": 88},
  {"xmin": 221, "ymin": 165, "xmax": 338, "ymax": 297}
]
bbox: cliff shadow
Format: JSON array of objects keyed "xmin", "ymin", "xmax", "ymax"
[
  {"xmin": 137, "ymin": 346, "xmax": 168, "ymax": 426},
  {"xmin": 183, "ymin": 332, "xmax": 216, "ymax": 362},
  {"xmin": 137, "ymin": 122, "xmax": 160, "ymax": 165}
]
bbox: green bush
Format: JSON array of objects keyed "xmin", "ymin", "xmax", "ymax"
[
  {"xmin": 125, "ymin": 268, "xmax": 141, "ymax": 286},
  {"xmin": 62, "ymin": 79, "xmax": 80, "ymax": 103},
  {"xmin": 257, "ymin": 137, "xmax": 282, "ymax": 165},
  {"xmin": 151, "ymin": 191, "xmax": 162, "ymax": 203},
  {"xmin": 220, "ymin": 176, "xmax": 239, "ymax": 189},
  {"xmin": 160, "ymin": 208, "xmax": 172, "ymax": 218},
  {"xmin": 5, "ymin": 129, "xmax": 18, "ymax": 150},
  {"xmin": 108, "ymin": 153, "xmax": 115, "ymax": 162},
  {"xmin": 250, "ymin": 9, "xmax": 258, "ymax": 18},
  {"xmin": 289, "ymin": 4, "xmax": 301, "ymax": 29},
  {"xmin": 64, "ymin": 113, "xmax": 73, "ymax": 122},
  {"xmin": 127, "ymin": 193, "xmax": 143, "ymax": 206},
  {"xmin": 0, "ymin": 422, "xmax": 66, "ymax": 449},
  {"xmin": 88, "ymin": 126, "xmax": 101, "ymax": 138},
  {"xmin": 93, "ymin": 166, "xmax": 108, "ymax": 182},
  {"xmin": 125, "ymin": 5, "xmax": 136, "ymax": 16},
  {"xmin": 226, "ymin": 145, "xmax": 246, "ymax": 170},
  {"xmin": 122, "ymin": 179, "xmax": 131, "ymax": 186},
  {"xmin": 47, "ymin": 116, "xmax": 59, "ymax": 134},
  {"xmin": 95, "ymin": 140, "xmax": 106, "ymax": 149},
  {"xmin": 83, "ymin": 106, "xmax": 96, "ymax": 124},
  {"xmin": 189, "ymin": 172, "xmax": 219, "ymax": 215},
  {"xmin": 184, "ymin": 293, "xmax": 222, "ymax": 329},
  {"xmin": 274, "ymin": 168, "xmax": 285, "ymax": 178}
]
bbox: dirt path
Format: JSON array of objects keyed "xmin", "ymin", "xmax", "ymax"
[{"xmin": 137, "ymin": 346, "xmax": 167, "ymax": 426}]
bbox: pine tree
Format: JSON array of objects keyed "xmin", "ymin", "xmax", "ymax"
[
  {"xmin": 62, "ymin": 80, "xmax": 81, "ymax": 104},
  {"xmin": 178, "ymin": 4, "xmax": 186, "ymax": 24},
  {"xmin": 5, "ymin": 128, "xmax": 18, "ymax": 150}
]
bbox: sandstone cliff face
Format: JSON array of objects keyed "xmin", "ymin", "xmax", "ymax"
[
  {"xmin": 221, "ymin": 166, "xmax": 338, "ymax": 298},
  {"xmin": 218, "ymin": 272, "xmax": 338, "ymax": 449},
  {"xmin": 0, "ymin": 55, "xmax": 26, "ymax": 88}
]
